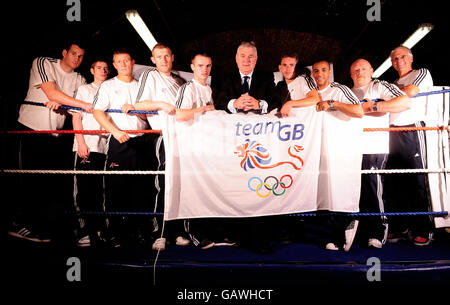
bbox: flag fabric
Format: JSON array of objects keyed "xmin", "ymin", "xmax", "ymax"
[{"xmin": 162, "ymin": 107, "xmax": 363, "ymax": 220}]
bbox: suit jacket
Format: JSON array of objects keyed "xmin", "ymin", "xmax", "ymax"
[{"xmin": 215, "ymin": 70, "xmax": 279, "ymax": 114}]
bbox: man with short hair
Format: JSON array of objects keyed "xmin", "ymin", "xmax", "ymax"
[
  {"xmin": 216, "ymin": 41, "xmax": 277, "ymax": 114},
  {"xmin": 172, "ymin": 53, "xmax": 216, "ymax": 248},
  {"xmin": 175, "ymin": 53, "xmax": 215, "ymax": 121},
  {"xmin": 350, "ymin": 58, "xmax": 410, "ymax": 249},
  {"xmin": 71, "ymin": 60, "xmax": 110, "ymax": 247},
  {"xmin": 93, "ymin": 49, "xmax": 156, "ymax": 247},
  {"xmin": 274, "ymin": 53, "xmax": 320, "ymax": 116},
  {"xmin": 313, "ymin": 60, "xmax": 363, "ymax": 251},
  {"xmin": 9, "ymin": 42, "xmax": 89, "ymax": 243},
  {"xmin": 385, "ymin": 46, "xmax": 434, "ymax": 246},
  {"xmin": 123, "ymin": 43, "xmax": 188, "ymax": 251}
]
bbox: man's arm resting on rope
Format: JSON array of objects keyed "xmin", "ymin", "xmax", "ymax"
[
  {"xmin": 176, "ymin": 104, "xmax": 215, "ymax": 121},
  {"xmin": 71, "ymin": 112, "xmax": 90, "ymax": 158},
  {"xmin": 93, "ymin": 110, "xmax": 130, "ymax": 143},
  {"xmin": 40, "ymin": 81, "xmax": 93, "ymax": 113},
  {"xmin": 280, "ymin": 89, "xmax": 320, "ymax": 117},
  {"xmin": 122, "ymin": 100, "xmax": 176, "ymax": 115},
  {"xmin": 316, "ymin": 100, "xmax": 364, "ymax": 118},
  {"xmin": 400, "ymin": 84, "xmax": 420, "ymax": 97},
  {"xmin": 362, "ymin": 95, "xmax": 411, "ymax": 116}
]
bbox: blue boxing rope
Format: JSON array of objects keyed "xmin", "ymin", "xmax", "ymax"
[
  {"xmin": 361, "ymin": 88, "xmax": 450, "ymax": 102},
  {"xmin": 22, "ymin": 101, "xmax": 158, "ymax": 115},
  {"xmin": 23, "ymin": 88, "xmax": 450, "ymax": 111}
]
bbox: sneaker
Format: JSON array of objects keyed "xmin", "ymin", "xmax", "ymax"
[
  {"xmin": 214, "ymin": 241, "xmax": 237, "ymax": 247},
  {"xmin": 77, "ymin": 235, "xmax": 91, "ymax": 247},
  {"xmin": 368, "ymin": 238, "xmax": 383, "ymax": 249},
  {"xmin": 199, "ymin": 239, "xmax": 215, "ymax": 249},
  {"xmin": 109, "ymin": 236, "xmax": 121, "ymax": 248},
  {"xmin": 152, "ymin": 237, "xmax": 166, "ymax": 251},
  {"xmin": 413, "ymin": 233, "xmax": 433, "ymax": 246},
  {"xmin": 325, "ymin": 242, "xmax": 339, "ymax": 251},
  {"xmin": 343, "ymin": 219, "xmax": 359, "ymax": 252},
  {"xmin": 175, "ymin": 236, "xmax": 191, "ymax": 246},
  {"xmin": 8, "ymin": 225, "xmax": 51, "ymax": 243},
  {"xmin": 387, "ymin": 229, "xmax": 412, "ymax": 243}
]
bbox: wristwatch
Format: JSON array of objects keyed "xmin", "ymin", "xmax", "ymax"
[
  {"xmin": 372, "ymin": 102, "xmax": 378, "ymax": 112},
  {"xmin": 329, "ymin": 100, "xmax": 335, "ymax": 109}
]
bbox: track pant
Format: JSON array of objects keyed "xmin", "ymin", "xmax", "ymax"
[
  {"xmin": 105, "ymin": 135, "xmax": 155, "ymax": 241},
  {"xmin": 152, "ymin": 134, "xmax": 188, "ymax": 241},
  {"xmin": 359, "ymin": 154, "xmax": 389, "ymax": 242},
  {"xmin": 13, "ymin": 123, "xmax": 73, "ymax": 239},
  {"xmin": 384, "ymin": 122, "xmax": 433, "ymax": 237},
  {"xmin": 72, "ymin": 152, "xmax": 106, "ymax": 238}
]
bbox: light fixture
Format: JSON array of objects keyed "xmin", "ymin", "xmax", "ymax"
[
  {"xmin": 125, "ymin": 10, "xmax": 158, "ymax": 51},
  {"xmin": 372, "ymin": 23, "xmax": 434, "ymax": 78}
]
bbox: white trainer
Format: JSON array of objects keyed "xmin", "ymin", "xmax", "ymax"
[
  {"xmin": 368, "ymin": 238, "xmax": 383, "ymax": 249},
  {"xmin": 325, "ymin": 242, "xmax": 339, "ymax": 251},
  {"xmin": 175, "ymin": 236, "xmax": 191, "ymax": 246},
  {"xmin": 152, "ymin": 237, "xmax": 166, "ymax": 251}
]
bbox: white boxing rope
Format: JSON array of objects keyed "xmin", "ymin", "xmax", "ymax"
[
  {"xmin": 2, "ymin": 168, "xmax": 449, "ymax": 175},
  {"xmin": 2, "ymin": 169, "xmax": 164, "ymax": 175}
]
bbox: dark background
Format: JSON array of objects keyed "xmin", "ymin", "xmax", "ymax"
[{"xmin": 3, "ymin": 0, "xmax": 450, "ymax": 129}]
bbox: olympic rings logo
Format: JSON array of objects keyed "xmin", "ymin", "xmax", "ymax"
[{"xmin": 248, "ymin": 175, "xmax": 293, "ymax": 198}]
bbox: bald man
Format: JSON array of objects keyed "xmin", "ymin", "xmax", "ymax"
[
  {"xmin": 312, "ymin": 60, "xmax": 363, "ymax": 251},
  {"xmin": 350, "ymin": 58, "xmax": 410, "ymax": 248}
]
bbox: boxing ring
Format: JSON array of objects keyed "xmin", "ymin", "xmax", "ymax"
[{"xmin": 4, "ymin": 88, "xmax": 450, "ymax": 288}]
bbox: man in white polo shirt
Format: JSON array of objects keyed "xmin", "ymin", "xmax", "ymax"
[
  {"xmin": 173, "ymin": 53, "xmax": 216, "ymax": 248},
  {"xmin": 350, "ymin": 58, "xmax": 410, "ymax": 249},
  {"xmin": 124, "ymin": 43, "xmax": 187, "ymax": 251},
  {"xmin": 313, "ymin": 60, "xmax": 363, "ymax": 251},
  {"xmin": 71, "ymin": 60, "xmax": 110, "ymax": 247},
  {"xmin": 275, "ymin": 53, "xmax": 320, "ymax": 116},
  {"xmin": 9, "ymin": 41, "xmax": 90, "ymax": 243},
  {"xmin": 385, "ymin": 46, "xmax": 434, "ymax": 246},
  {"xmin": 93, "ymin": 49, "xmax": 152, "ymax": 247}
]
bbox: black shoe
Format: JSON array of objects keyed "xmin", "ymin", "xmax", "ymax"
[
  {"xmin": 199, "ymin": 239, "xmax": 215, "ymax": 249},
  {"xmin": 8, "ymin": 223, "xmax": 51, "ymax": 243}
]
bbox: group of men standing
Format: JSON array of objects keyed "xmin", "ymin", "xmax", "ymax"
[{"xmin": 7, "ymin": 38, "xmax": 436, "ymax": 253}]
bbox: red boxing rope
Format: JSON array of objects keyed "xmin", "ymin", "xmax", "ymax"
[
  {"xmin": 4, "ymin": 126, "xmax": 448, "ymax": 135},
  {"xmin": 5, "ymin": 129, "xmax": 162, "ymax": 134}
]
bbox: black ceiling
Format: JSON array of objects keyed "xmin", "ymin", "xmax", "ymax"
[{"xmin": 9, "ymin": 0, "xmax": 450, "ymax": 99}]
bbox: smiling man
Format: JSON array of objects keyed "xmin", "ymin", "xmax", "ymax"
[
  {"xmin": 216, "ymin": 41, "xmax": 277, "ymax": 114},
  {"xmin": 311, "ymin": 60, "xmax": 363, "ymax": 252},
  {"xmin": 384, "ymin": 46, "xmax": 435, "ymax": 246},
  {"xmin": 350, "ymin": 58, "xmax": 410, "ymax": 249}
]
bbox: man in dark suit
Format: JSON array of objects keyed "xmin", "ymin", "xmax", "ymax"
[
  {"xmin": 216, "ymin": 41, "xmax": 278, "ymax": 114},
  {"xmin": 215, "ymin": 42, "xmax": 277, "ymax": 254}
]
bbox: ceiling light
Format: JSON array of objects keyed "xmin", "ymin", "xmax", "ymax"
[
  {"xmin": 125, "ymin": 10, "xmax": 158, "ymax": 51},
  {"xmin": 372, "ymin": 23, "xmax": 434, "ymax": 78}
]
